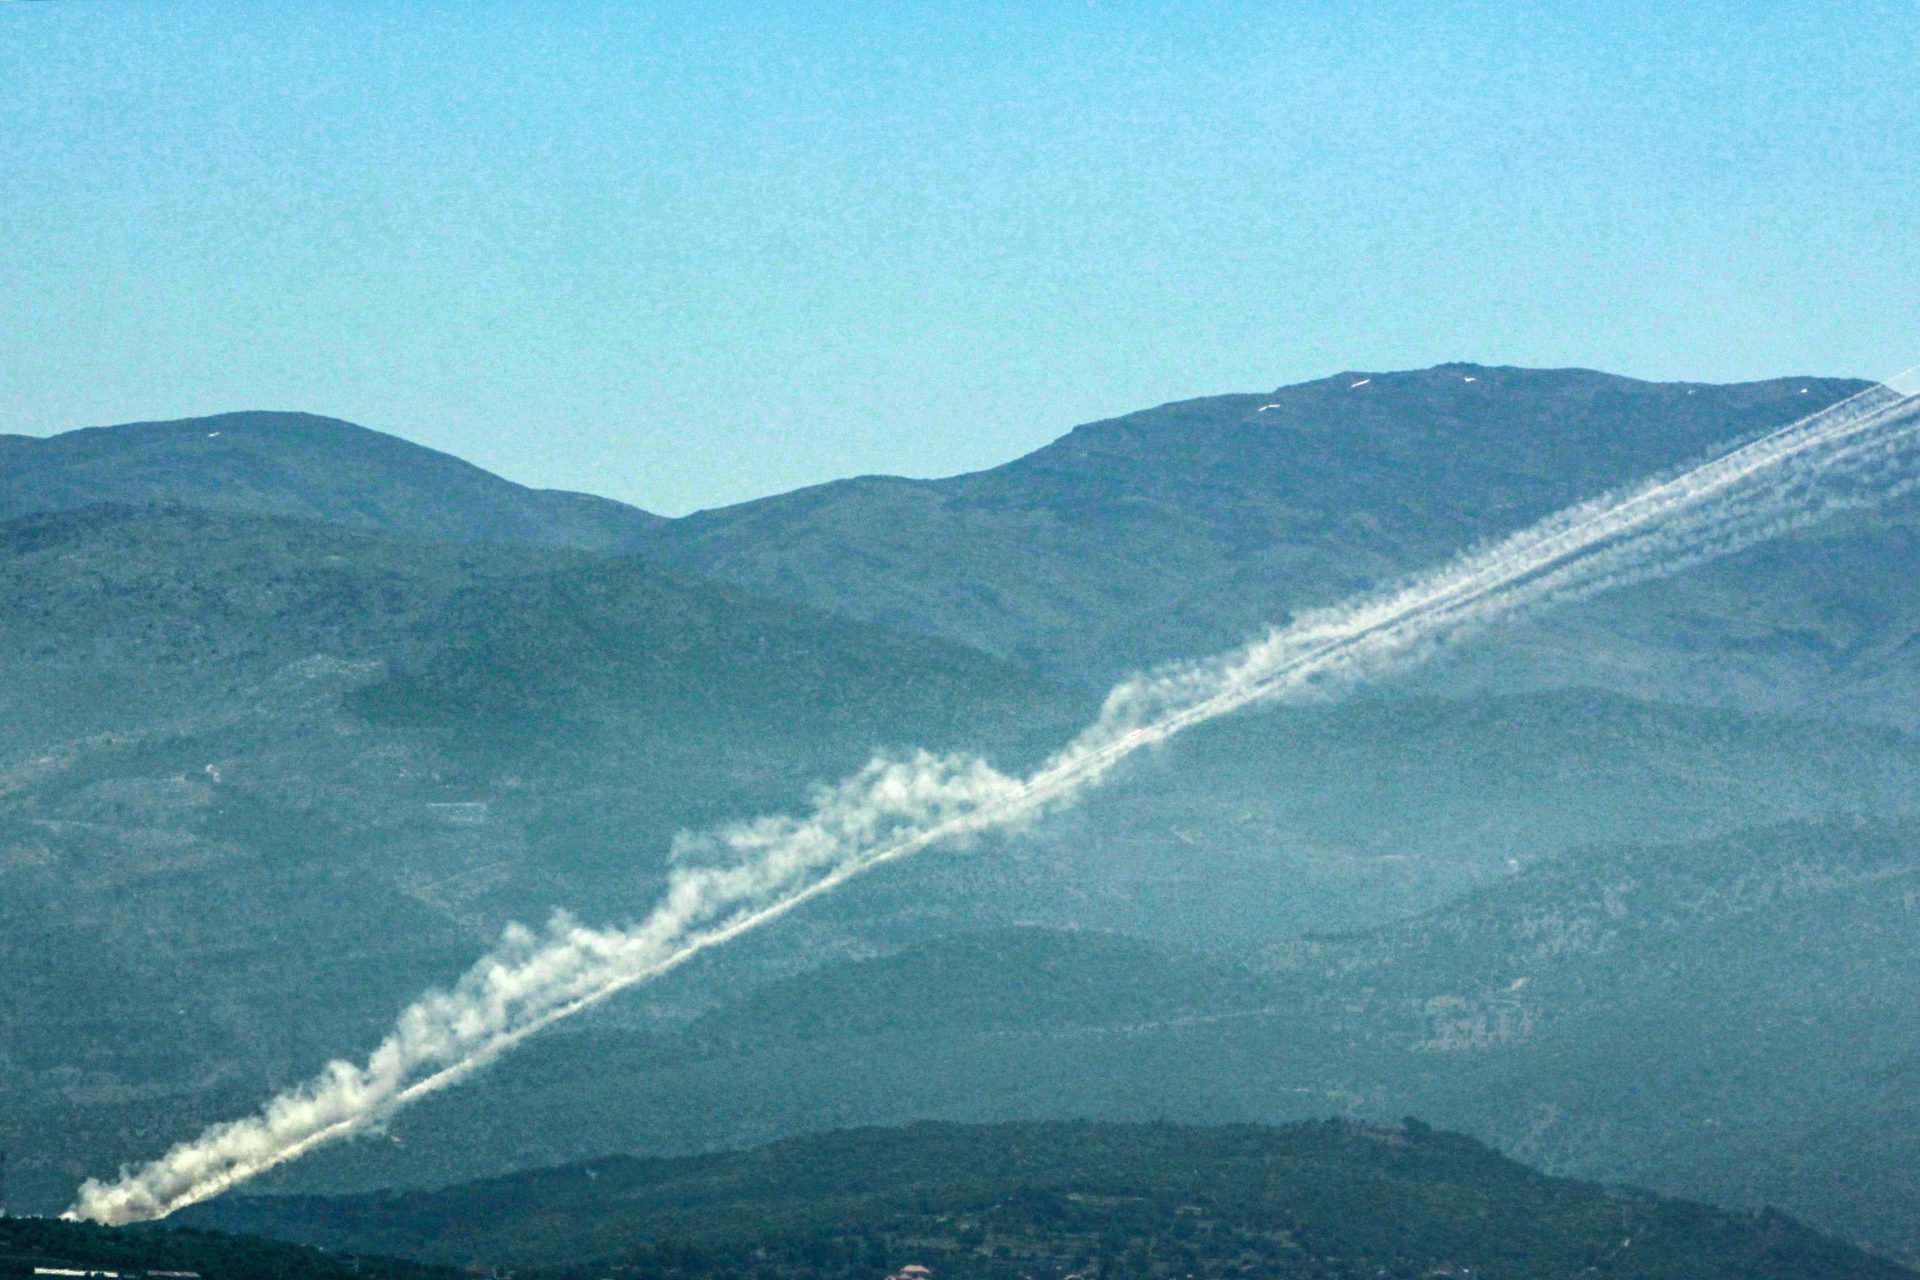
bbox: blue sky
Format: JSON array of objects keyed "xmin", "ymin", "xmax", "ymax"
[{"xmin": 3, "ymin": 2, "xmax": 1915, "ymax": 514}]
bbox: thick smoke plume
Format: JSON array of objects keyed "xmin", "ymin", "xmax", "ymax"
[{"xmin": 70, "ymin": 375, "xmax": 1920, "ymax": 1225}]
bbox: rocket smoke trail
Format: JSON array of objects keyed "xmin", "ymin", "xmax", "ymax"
[{"xmin": 70, "ymin": 371, "xmax": 1920, "ymax": 1225}]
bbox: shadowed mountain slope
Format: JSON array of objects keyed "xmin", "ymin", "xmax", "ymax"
[
  {"xmin": 187, "ymin": 1119, "xmax": 1914, "ymax": 1279},
  {"xmin": 0, "ymin": 411, "xmax": 661, "ymax": 550},
  {"xmin": 1432, "ymin": 500, "xmax": 1920, "ymax": 728}
]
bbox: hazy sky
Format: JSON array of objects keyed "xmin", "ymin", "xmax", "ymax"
[{"xmin": 4, "ymin": 3, "xmax": 1915, "ymax": 514}]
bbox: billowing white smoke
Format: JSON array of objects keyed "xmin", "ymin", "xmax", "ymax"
[{"xmin": 69, "ymin": 375, "xmax": 1920, "ymax": 1226}]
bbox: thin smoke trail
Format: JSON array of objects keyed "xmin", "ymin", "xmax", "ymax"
[{"xmin": 69, "ymin": 375, "xmax": 1920, "ymax": 1226}]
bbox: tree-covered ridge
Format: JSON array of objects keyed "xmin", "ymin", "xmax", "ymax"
[
  {"xmin": 0, "ymin": 1215, "xmax": 457, "ymax": 1280},
  {"xmin": 189, "ymin": 1119, "xmax": 1914, "ymax": 1279}
]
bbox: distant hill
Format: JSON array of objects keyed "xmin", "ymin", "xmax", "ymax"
[
  {"xmin": 185, "ymin": 1118, "xmax": 1914, "ymax": 1279},
  {"xmin": 220, "ymin": 820, "xmax": 1920, "ymax": 1262},
  {"xmin": 629, "ymin": 366, "xmax": 1878, "ymax": 683},
  {"xmin": 0, "ymin": 411, "xmax": 662, "ymax": 550},
  {"xmin": 965, "ymin": 689, "xmax": 1920, "ymax": 940}
]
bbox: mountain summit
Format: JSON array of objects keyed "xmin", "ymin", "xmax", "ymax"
[{"xmin": 0, "ymin": 410, "xmax": 662, "ymax": 550}]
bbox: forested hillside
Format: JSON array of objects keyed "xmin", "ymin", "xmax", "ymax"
[{"xmin": 186, "ymin": 1120, "xmax": 1915, "ymax": 1279}]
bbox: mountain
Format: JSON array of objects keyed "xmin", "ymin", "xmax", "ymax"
[
  {"xmin": 11, "ymin": 368, "xmax": 1920, "ymax": 1255},
  {"xmin": 628, "ymin": 366, "xmax": 1878, "ymax": 683},
  {"xmin": 185, "ymin": 1119, "xmax": 1913, "ymax": 1279},
  {"xmin": 197, "ymin": 820, "xmax": 1920, "ymax": 1262},
  {"xmin": 0, "ymin": 411, "xmax": 662, "ymax": 550},
  {"xmin": 20, "ymin": 373, "xmax": 1918, "ymax": 728}
]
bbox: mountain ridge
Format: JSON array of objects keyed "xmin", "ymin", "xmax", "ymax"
[
  {"xmin": 632, "ymin": 364, "xmax": 1877, "ymax": 683},
  {"xmin": 0, "ymin": 410, "xmax": 663, "ymax": 551},
  {"xmin": 182, "ymin": 1117, "xmax": 1917, "ymax": 1278}
]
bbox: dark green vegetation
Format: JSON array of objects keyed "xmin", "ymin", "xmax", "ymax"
[
  {"xmin": 6, "ymin": 366, "xmax": 1920, "ymax": 1266},
  {"xmin": 0, "ymin": 1214, "xmax": 457, "ymax": 1280},
  {"xmin": 0, "ymin": 410, "xmax": 661, "ymax": 549},
  {"xmin": 188, "ymin": 1120, "xmax": 1913, "ymax": 1279}
]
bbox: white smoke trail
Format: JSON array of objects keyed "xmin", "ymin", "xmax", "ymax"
[{"xmin": 69, "ymin": 375, "xmax": 1920, "ymax": 1225}]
